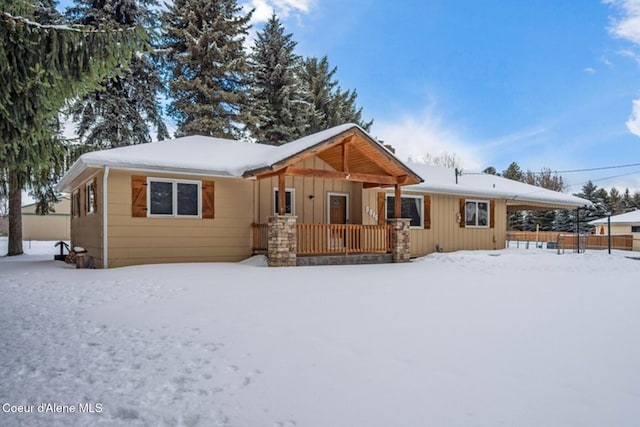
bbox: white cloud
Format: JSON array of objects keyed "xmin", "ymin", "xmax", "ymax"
[
  {"xmin": 243, "ymin": 0, "xmax": 315, "ymax": 24},
  {"xmin": 371, "ymin": 107, "xmax": 484, "ymax": 171},
  {"xmin": 584, "ymin": 67, "xmax": 596, "ymax": 74},
  {"xmin": 626, "ymin": 98, "xmax": 640, "ymax": 136},
  {"xmin": 604, "ymin": 0, "xmax": 640, "ymax": 44}
]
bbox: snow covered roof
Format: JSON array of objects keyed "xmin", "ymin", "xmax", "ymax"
[
  {"xmin": 403, "ymin": 162, "xmax": 591, "ymax": 209},
  {"xmin": 56, "ymin": 124, "xmax": 421, "ymax": 192},
  {"xmin": 589, "ymin": 209, "xmax": 640, "ymax": 225}
]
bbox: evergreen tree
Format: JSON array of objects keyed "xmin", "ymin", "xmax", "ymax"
[
  {"xmin": 66, "ymin": 0, "xmax": 168, "ymax": 150},
  {"xmin": 483, "ymin": 166, "xmax": 498, "ymax": 175},
  {"xmin": 246, "ymin": 14, "xmax": 310, "ymax": 145},
  {"xmin": 163, "ymin": 0, "xmax": 252, "ymax": 139},
  {"xmin": 553, "ymin": 209, "xmax": 574, "ymax": 232},
  {"xmin": 502, "ymin": 162, "xmax": 524, "ymax": 181},
  {"xmin": 608, "ymin": 187, "xmax": 624, "ymax": 215},
  {"xmin": 0, "ymin": 0, "xmax": 145, "ymax": 255},
  {"xmin": 507, "ymin": 211, "xmax": 524, "ymax": 231},
  {"xmin": 572, "ymin": 181, "xmax": 608, "ymax": 234},
  {"xmin": 299, "ymin": 56, "xmax": 372, "ymax": 134}
]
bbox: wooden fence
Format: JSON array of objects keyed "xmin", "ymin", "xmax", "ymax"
[
  {"xmin": 506, "ymin": 231, "xmax": 633, "ymax": 251},
  {"xmin": 252, "ymin": 223, "xmax": 392, "ymax": 255}
]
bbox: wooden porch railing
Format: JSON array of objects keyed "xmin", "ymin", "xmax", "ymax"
[
  {"xmin": 297, "ymin": 224, "xmax": 391, "ymax": 255},
  {"xmin": 252, "ymin": 223, "xmax": 392, "ymax": 255},
  {"xmin": 252, "ymin": 223, "xmax": 269, "ymax": 252}
]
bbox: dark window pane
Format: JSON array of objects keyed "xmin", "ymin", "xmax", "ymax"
[
  {"xmin": 177, "ymin": 183, "xmax": 198, "ymax": 215},
  {"xmin": 477, "ymin": 202, "xmax": 488, "ymax": 226},
  {"xmin": 465, "ymin": 201, "xmax": 477, "ymax": 226},
  {"xmin": 632, "ymin": 226, "xmax": 640, "ymax": 233},
  {"xmin": 387, "ymin": 196, "xmax": 422, "ymax": 226},
  {"xmin": 150, "ymin": 181, "xmax": 173, "ymax": 215},
  {"xmin": 274, "ymin": 190, "xmax": 293, "ymax": 214}
]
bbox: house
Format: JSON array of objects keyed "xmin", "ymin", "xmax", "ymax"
[
  {"xmin": 56, "ymin": 124, "xmax": 591, "ymax": 268},
  {"xmin": 589, "ymin": 210, "xmax": 640, "ymax": 251},
  {"xmin": 22, "ymin": 196, "xmax": 71, "ymax": 241}
]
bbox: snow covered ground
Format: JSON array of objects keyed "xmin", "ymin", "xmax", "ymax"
[{"xmin": 1, "ymin": 237, "xmax": 639, "ymax": 427}]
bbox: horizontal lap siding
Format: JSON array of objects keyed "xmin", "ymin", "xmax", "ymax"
[{"xmin": 107, "ymin": 170, "xmax": 254, "ymax": 268}]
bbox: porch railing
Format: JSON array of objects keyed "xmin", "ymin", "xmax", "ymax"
[
  {"xmin": 297, "ymin": 224, "xmax": 391, "ymax": 255},
  {"xmin": 252, "ymin": 223, "xmax": 269, "ymax": 252},
  {"xmin": 252, "ymin": 223, "xmax": 392, "ymax": 255}
]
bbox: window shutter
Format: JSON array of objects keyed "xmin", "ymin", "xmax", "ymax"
[
  {"xmin": 423, "ymin": 195, "xmax": 431, "ymax": 229},
  {"xmin": 92, "ymin": 177, "xmax": 98, "ymax": 213},
  {"xmin": 78, "ymin": 185, "xmax": 84, "ymax": 217},
  {"xmin": 202, "ymin": 181, "xmax": 215, "ymax": 219},
  {"xmin": 377, "ymin": 192, "xmax": 386, "ymax": 225},
  {"xmin": 459, "ymin": 198, "xmax": 465, "ymax": 228},
  {"xmin": 131, "ymin": 175, "xmax": 147, "ymax": 217},
  {"xmin": 490, "ymin": 200, "xmax": 495, "ymax": 228}
]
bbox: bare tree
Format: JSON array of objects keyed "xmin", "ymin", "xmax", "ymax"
[{"xmin": 410, "ymin": 151, "xmax": 463, "ymax": 169}]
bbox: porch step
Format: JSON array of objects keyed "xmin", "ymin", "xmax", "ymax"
[{"xmin": 297, "ymin": 253, "xmax": 393, "ymax": 266}]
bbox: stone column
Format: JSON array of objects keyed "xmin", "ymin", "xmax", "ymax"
[
  {"xmin": 388, "ymin": 218, "xmax": 411, "ymax": 263},
  {"xmin": 267, "ymin": 215, "xmax": 297, "ymax": 267}
]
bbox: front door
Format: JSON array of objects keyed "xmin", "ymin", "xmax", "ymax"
[
  {"xmin": 328, "ymin": 194, "xmax": 348, "ymax": 250},
  {"xmin": 329, "ymin": 195, "xmax": 347, "ymax": 225}
]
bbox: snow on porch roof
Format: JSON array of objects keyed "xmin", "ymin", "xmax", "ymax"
[
  {"xmin": 57, "ymin": 124, "xmax": 407, "ymax": 192},
  {"xmin": 404, "ymin": 162, "xmax": 592, "ymax": 209},
  {"xmin": 589, "ymin": 209, "xmax": 640, "ymax": 225}
]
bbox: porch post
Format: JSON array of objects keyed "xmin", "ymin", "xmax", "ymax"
[
  {"xmin": 267, "ymin": 215, "xmax": 297, "ymax": 267},
  {"xmin": 394, "ymin": 183, "xmax": 402, "ymax": 219},
  {"xmin": 278, "ymin": 173, "xmax": 286, "ymax": 215},
  {"xmin": 388, "ymin": 218, "xmax": 411, "ymax": 263}
]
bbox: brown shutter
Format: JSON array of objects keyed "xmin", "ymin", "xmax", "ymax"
[
  {"xmin": 459, "ymin": 198, "xmax": 466, "ymax": 228},
  {"xmin": 423, "ymin": 195, "xmax": 431, "ymax": 229},
  {"xmin": 490, "ymin": 200, "xmax": 495, "ymax": 228},
  {"xmin": 132, "ymin": 175, "xmax": 147, "ymax": 217},
  {"xmin": 377, "ymin": 192, "xmax": 386, "ymax": 225},
  {"xmin": 78, "ymin": 185, "xmax": 84, "ymax": 217},
  {"xmin": 202, "ymin": 181, "xmax": 215, "ymax": 219},
  {"xmin": 92, "ymin": 177, "xmax": 98, "ymax": 213}
]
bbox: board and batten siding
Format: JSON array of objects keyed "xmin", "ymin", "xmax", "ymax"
[
  {"xmin": 255, "ymin": 157, "xmax": 363, "ymax": 225},
  {"xmin": 362, "ymin": 189, "xmax": 507, "ymax": 257},
  {"xmin": 107, "ymin": 169, "xmax": 254, "ymax": 268},
  {"xmin": 69, "ymin": 169, "xmax": 104, "ymax": 267}
]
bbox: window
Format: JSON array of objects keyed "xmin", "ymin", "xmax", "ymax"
[
  {"xmin": 72, "ymin": 190, "xmax": 80, "ymax": 217},
  {"xmin": 148, "ymin": 178, "xmax": 200, "ymax": 217},
  {"xmin": 632, "ymin": 226, "xmax": 640, "ymax": 233},
  {"xmin": 465, "ymin": 200, "xmax": 489, "ymax": 227},
  {"xmin": 86, "ymin": 181, "xmax": 96, "ymax": 214},
  {"xmin": 386, "ymin": 194, "xmax": 423, "ymax": 228},
  {"xmin": 273, "ymin": 188, "xmax": 295, "ymax": 215}
]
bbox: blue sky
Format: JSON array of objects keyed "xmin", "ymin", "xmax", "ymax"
[{"xmin": 248, "ymin": 0, "xmax": 640, "ymax": 192}]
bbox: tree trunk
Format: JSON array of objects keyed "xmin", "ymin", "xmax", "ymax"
[{"xmin": 7, "ymin": 169, "xmax": 23, "ymax": 256}]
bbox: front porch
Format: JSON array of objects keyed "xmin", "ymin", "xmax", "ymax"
[
  {"xmin": 252, "ymin": 219, "xmax": 410, "ymax": 266},
  {"xmin": 244, "ymin": 125, "xmax": 422, "ymax": 267}
]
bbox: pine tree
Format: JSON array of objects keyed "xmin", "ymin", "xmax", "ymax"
[
  {"xmin": 66, "ymin": 0, "xmax": 168, "ymax": 151},
  {"xmin": 553, "ymin": 209, "xmax": 574, "ymax": 232},
  {"xmin": 163, "ymin": 0, "xmax": 252, "ymax": 139},
  {"xmin": 299, "ymin": 56, "xmax": 372, "ymax": 134},
  {"xmin": 246, "ymin": 14, "xmax": 310, "ymax": 145},
  {"xmin": 502, "ymin": 162, "xmax": 524, "ymax": 181},
  {"xmin": 0, "ymin": 0, "xmax": 145, "ymax": 255},
  {"xmin": 572, "ymin": 181, "xmax": 608, "ymax": 234}
]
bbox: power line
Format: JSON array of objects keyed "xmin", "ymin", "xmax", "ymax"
[{"xmin": 553, "ymin": 162, "xmax": 640, "ymax": 174}]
